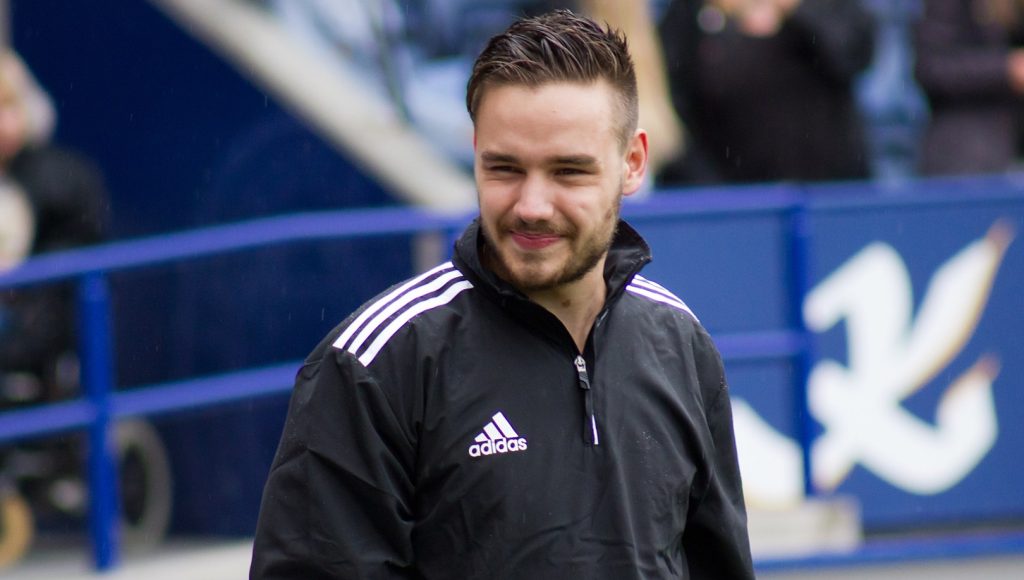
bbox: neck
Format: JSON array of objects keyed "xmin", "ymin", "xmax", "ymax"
[{"xmin": 524, "ymin": 260, "xmax": 607, "ymax": 353}]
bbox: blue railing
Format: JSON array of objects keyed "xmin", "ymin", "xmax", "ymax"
[
  {"xmin": 0, "ymin": 188, "xmax": 917, "ymax": 571},
  {"xmin": 0, "ymin": 194, "xmax": 814, "ymax": 571},
  {"xmin": 0, "ymin": 206, "xmax": 470, "ymax": 570}
]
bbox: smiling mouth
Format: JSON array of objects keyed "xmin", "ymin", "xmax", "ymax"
[{"xmin": 511, "ymin": 230, "xmax": 561, "ymax": 250}]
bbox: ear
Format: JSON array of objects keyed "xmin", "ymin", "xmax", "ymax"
[{"xmin": 621, "ymin": 129, "xmax": 648, "ymax": 197}]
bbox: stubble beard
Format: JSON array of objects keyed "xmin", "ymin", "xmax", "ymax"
[{"xmin": 481, "ymin": 195, "xmax": 622, "ymax": 293}]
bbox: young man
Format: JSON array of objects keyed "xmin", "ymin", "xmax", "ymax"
[{"xmin": 251, "ymin": 10, "xmax": 754, "ymax": 579}]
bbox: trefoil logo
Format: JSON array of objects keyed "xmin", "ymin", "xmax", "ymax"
[{"xmin": 468, "ymin": 411, "xmax": 528, "ymax": 458}]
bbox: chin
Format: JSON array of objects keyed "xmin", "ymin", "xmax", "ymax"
[{"xmin": 505, "ymin": 263, "xmax": 561, "ymax": 292}]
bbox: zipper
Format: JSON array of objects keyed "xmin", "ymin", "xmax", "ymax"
[{"xmin": 574, "ymin": 355, "xmax": 599, "ymax": 445}]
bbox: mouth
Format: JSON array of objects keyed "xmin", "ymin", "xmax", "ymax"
[{"xmin": 510, "ymin": 230, "xmax": 562, "ymax": 251}]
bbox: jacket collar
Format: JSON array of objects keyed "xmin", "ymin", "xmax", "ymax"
[{"xmin": 452, "ymin": 217, "xmax": 652, "ymax": 309}]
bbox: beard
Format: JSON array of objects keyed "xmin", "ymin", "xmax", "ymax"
[{"xmin": 481, "ymin": 194, "xmax": 622, "ymax": 293}]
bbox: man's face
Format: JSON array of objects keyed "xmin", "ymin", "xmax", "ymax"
[{"xmin": 473, "ymin": 80, "xmax": 646, "ymax": 293}]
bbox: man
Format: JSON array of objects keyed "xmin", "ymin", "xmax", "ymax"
[{"xmin": 251, "ymin": 10, "xmax": 754, "ymax": 579}]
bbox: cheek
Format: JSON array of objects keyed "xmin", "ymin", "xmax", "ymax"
[
  {"xmin": 477, "ymin": 190, "xmax": 510, "ymax": 229},
  {"xmin": 563, "ymin": 188, "xmax": 619, "ymax": 222},
  {"xmin": 478, "ymin": 182, "xmax": 519, "ymax": 212}
]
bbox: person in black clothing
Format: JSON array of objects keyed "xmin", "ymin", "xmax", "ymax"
[
  {"xmin": 0, "ymin": 50, "xmax": 108, "ymax": 404},
  {"xmin": 914, "ymin": 0, "xmax": 1024, "ymax": 175},
  {"xmin": 251, "ymin": 10, "xmax": 753, "ymax": 579},
  {"xmin": 657, "ymin": 0, "xmax": 876, "ymax": 185}
]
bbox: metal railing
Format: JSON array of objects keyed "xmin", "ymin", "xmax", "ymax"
[
  {"xmin": 0, "ymin": 205, "xmax": 466, "ymax": 569},
  {"xmin": 0, "ymin": 191, "xmax": 818, "ymax": 571}
]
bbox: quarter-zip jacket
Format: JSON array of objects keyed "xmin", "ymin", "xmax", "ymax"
[{"xmin": 251, "ymin": 219, "xmax": 754, "ymax": 579}]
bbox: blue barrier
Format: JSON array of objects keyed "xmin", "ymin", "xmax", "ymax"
[
  {"xmin": 2, "ymin": 180, "xmax": 1024, "ymax": 571},
  {"xmin": 0, "ymin": 206, "xmax": 469, "ymax": 570}
]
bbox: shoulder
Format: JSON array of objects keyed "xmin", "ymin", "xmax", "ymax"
[
  {"xmin": 622, "ymin": 273, "xmax": 700, "ymax": 324},
  {"xmin": 323, "ymin": 261, "xmax": 475, "ymax": 368},
  {"xmin": 619, "ymin": 274, "xmax": 727, "ymax": 401},
  {"xmin": 621, "ymin": 273, "xmax": 722, "ymax": 371}
]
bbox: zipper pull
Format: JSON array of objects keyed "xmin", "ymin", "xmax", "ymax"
[{"xmin": 574, "ymin": 355, "xmax": 599, "ymax": 446}]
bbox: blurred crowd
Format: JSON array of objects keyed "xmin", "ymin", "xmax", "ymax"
[
  {"xmin": 6, "ymin": 0, "xmax": 1024, "ymax": 384},
  {"xmin": 3, "ymin": 1, "xmax": 1024, "ymax": 266},
  {"xmin": 261, "ymin": 0, "xmax": 1024, "ymax": 189}
]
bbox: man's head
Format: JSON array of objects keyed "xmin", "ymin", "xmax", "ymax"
[
  {"xmin": 468, "ymin": 10, "xmax": 648, "ymax": 296},
  {"xmin": 466, "ymin": 9, "xmax": 639, "ymax": 152}
]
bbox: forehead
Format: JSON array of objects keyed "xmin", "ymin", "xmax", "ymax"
[{"xmin": 473, "ymin": 81, "xmax": 621, "ymax": 155}]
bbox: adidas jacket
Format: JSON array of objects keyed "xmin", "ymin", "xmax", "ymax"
[{"xmin": 251, "ymin": 219, "xmax": 754, "ymax": 580}]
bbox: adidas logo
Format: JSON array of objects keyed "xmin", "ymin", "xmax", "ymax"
[{"xmin": 468, "ymin": 412, "xmax": 528, "ymax": 458}]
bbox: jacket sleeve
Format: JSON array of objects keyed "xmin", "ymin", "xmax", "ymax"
[
  {"xmin": 250, "ymin": 347, "xmax": 418, "ymax": 579},
  {"xmin": 682, "ymin": 325, "xmax": 755, "ymax": 579}
]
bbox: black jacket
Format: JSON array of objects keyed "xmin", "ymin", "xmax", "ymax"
[{"xmin": 251, "ymin": 219, "xmax": 753, "ymax": 579}]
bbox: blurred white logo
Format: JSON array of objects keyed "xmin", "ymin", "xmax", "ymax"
[{"xmin": 735, "ymin": 222, "xmax": 1013, "ymax": 506}]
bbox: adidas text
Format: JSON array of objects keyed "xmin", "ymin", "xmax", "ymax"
[
  {"xmin": 469, "ymin": 411, "xmax": 527, "ymax": 458},
  {"xmin": 468, "ymin": 438, "xmax": 528, "ymax": 457}
]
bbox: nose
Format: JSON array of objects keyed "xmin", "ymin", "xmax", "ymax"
[{"xmin": 513, "ymin": 174, "xmax": 555, "ymax": 223}]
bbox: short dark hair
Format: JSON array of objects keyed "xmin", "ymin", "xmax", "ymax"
[{"xmin": 466, "ymin": 9, "xmax": 638, "ymax": 149}]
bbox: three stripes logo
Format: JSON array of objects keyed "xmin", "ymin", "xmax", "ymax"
[
  {"xmin": 332, "ymin": 262, "xmax": 473, "ymax": 367},
  {"xmin": 468, "ymin": 412, "xmax": 528, "ymax": 458},
  {"xmin": 625, "ymin": 274, "xmax": 698, "ymax": 322}
]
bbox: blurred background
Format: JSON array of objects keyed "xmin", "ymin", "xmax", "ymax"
[{"xmin": 1, "ymin": 0, "xmax": 1024, "ymax": 578}]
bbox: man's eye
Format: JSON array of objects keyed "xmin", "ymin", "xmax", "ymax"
[
  {"xmin": 555, "ymin": 167, "xmax": 587, "ymax": 176},
  {"xmin": 487, "ymin": 165, "xmax": 519, "ymax": 174}
]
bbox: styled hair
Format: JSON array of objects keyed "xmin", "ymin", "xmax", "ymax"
[{"xmin": 466, "ymin": 9, "xmax": 638, "ymax": 148}]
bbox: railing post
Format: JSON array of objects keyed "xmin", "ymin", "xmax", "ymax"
[
  {"xmin": 77, "ymin": 272, "xmax": 121, "ymax": 571},
  {"xmin": 787, "ymin": 199, "xmax": 817, "ymax": 499}
]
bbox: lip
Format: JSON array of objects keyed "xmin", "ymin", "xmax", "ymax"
[{"xmin": 510, "ymin": 231, "xmax": 561, "ymax": 251}]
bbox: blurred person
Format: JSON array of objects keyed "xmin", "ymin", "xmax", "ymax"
[
  {"xmin": 0, "ymin": 50, "xmax": 108, "ymax": 405},
  {"xmin": 251, "ymin": 10, "xmax": 753, "ymax": 579},
  {"xmin": 0, "ymin": 50, "xmax": 110, "ymax": 566},
  {"xmin": 0, "ymin": 49, "xmax": 173, "ymax": 551},
  {"xmin": 585, "ymin": 0, "xmax": 686, "ymax": 182},
  {"xmin": 657, "ymin": 0, "xmax": 876, "ymax": 185},
  {"xmin": 914, "ymin": 0, "xmax": 1024, "ymax": 175},
  {"xmin": 856, "ymin": 0, "xmax": 929, "ymax": 183}
]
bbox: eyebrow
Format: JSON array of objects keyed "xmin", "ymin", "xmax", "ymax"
[
  {"xmin": 552, "ymin": 155, "xmax": 599, "ymax": 167},
  {"xmin": 479, "ymin": 152, "xmax": 518, "ymax": 164},
  {"xmin": 479, "ymin": 151, "xmax": 599, "ymax": 167}
]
